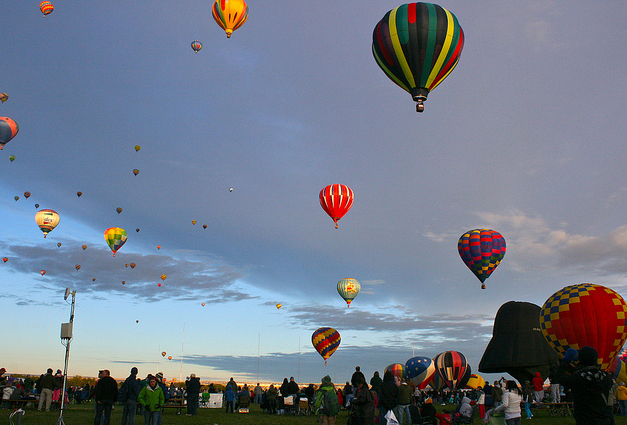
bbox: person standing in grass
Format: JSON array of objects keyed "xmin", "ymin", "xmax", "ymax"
[
  {"xmin": 224, "ymin": 384, "xmax": 235, "ymax": 413},
  {"xmin": 93, "ymin": 369, "xmax": 118, "ymax": 425},
  {"xmin": 138, "ymin": 376, "xmax": 164, "ymax": 425},
  {"xmin": 617, "ymin": 382, "xmax": 627, "ymax": 416},
  {"xmin": 490, "ymin": 380, "xmax": 523, "ymax": 425},
  {"xmin": 314, "ymin": 375, "xmax": 340, "ymax": 425}
]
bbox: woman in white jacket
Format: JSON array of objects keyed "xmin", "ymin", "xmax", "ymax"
[{"xmin": 491, "ymin": 380, "xmax": 522, "ymax": 425}]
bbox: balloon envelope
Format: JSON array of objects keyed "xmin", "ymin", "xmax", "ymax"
[
  {"xmin": 212, "ymin": 0, "xmax": 249, "ymax": 38},
  {"xmin": 0, "ymin": 117, "xmax": 19, "ymax": 149},
  {"xmin": 35, "ymin": 209, "xmax": 60, "ymax": 238},
  {"xmin": 434, "ymin": 351, "xmax": 470, "ymax": 390},
  {"xmin": 191, "ymin": 40, "xmax": 202, "ymax": 53},
  {"xmin": 458, "ymin": 229, "xmax": 506, "ymax": 289},
  {"xmin": 384, "ymin": 363, "xmax": 406, "ymax": 380},
  {"xmin": 9, "ymin": 155, "xmax": 15, "ymax": 162},
  {"xmin": 540, "ymin": 283, "xmax": 627, "ymax": 371},
  {"xmin": 372, "ymin": 2, "xmax": 464, "ymax": 112},
  {"xmin": 337, "ymin": 278, "xmax": 360, "ymax": 307},
  {"xmin": 104, "ymin": 227, "xmax": 127, "ymax": 256},
  {"xmin": 465, "ymin": 374, "xmax": 486, "ymax": 389},
  {"xmin": 40, "ymin": 1, "xmax": 54, "ymax": 15},
  {"xmin": 405, "ymin": 356, "xmax": 435, "ymax": 389},
  {"xmin": 319, "ymin": 184, "xmax": 354, "ymax": 229},
  {"xmin": 312, "ymin": 327, "xmax": 341, "ymax": 365},
  {"xmin": 0, "ymin": 93, "xmax": 8, "ymax": 103},
  {"xmin": 134, "ymin": 145, "xmax": 141, "ymax": 152}
]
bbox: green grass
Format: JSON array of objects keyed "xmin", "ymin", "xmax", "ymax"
[{"xmin": 6, "ymin": 402, "xmax": 627, "ymax": 425}]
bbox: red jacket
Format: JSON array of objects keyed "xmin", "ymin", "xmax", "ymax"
[{"xmin": 532, "ymin": 372, "xmax": 544, "ymax": 391}]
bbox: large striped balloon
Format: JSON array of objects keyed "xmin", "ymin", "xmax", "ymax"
[
  {"xmin": 104, "ymin": 227, "xmax": 128, "ymax": 257},
  {"xmin": 384, "ymin": 363, "xmax": 406, "ymax": 380},
  {"xmin": 405, "ymin": 356, "xmax": 435, "ymax": 389},
  {"xmin": 319, "ymin": 184, "xmax": 354, "ymax": 229},
  {"xmin": 40, "ymin": 1, "xmax": 54, "ymax": 16},
  {"xmin": 434, "ymin": 350, "xmax": 470, "ymax": 391},
  {"xmin": 540, "ymin": 283, "xmax": 627, "ymax": 371},
  {"xmin": 0, "ymin": 117, "xmax": 19, "ymax": 149},
  {"xmin": 458, "ymin": 229, "xmax": 506, "ymax": 289},
  {"xmin": 212, "ymin": 0, "xmax": 249, "ymax": 38},
  {"xmin": 372, "ymin": 2, "xmax": 464, "ymax": 112},
  {"xmin": 312, "ymin": 327, "xmax": 340, "ymax": 365}
]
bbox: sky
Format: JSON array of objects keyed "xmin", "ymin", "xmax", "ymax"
[{"xmin": 2, "ymin": 0, "xmax": 627, "ymax": 386}]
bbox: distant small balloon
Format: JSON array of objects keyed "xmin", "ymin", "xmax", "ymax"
[
  {"xmin": 161, "ymin": 351, "xmax": 166, "ymax": 357},
  {"xmin": 229, "ymin": 187, "xmax": 233, "ymax": 192},
  {"xmin": 57, "ymin": 243, "xmax": 62, "ymax": 247},
  {"xmin": 125, "ymin": 264, "xmax": 129, "ymax": 267},
  {"xmin": 76, "ymin": 192, "xmax": 82, "ymax": 197},
  {"xmin": 9, "ymin": 155, "xmax": 15, "ymax": 162},
  {"xmin": 192, "ymin": 220, "xmax": 197, "ymax": 225},
  {"xmin": 14, "ymin": 196, "xmax": 19, "ymax": 201},
  {"xmin": 122, "ymin": 281, "xmax": 126, "ymax": 285},
  {"xmin": 168, "ymin": 356, "xmax": 172, "ymax": 360},
  {"xmin": 134, "ymin": 145, "xmax": 141, "ymax": 152},
  {"xmin": 136, "ymin": 228, "xmax": 140, "ymax": 233},
  {"xmin": 201, "ymin": 302, "xmax": 205, "ymax": 306},
  {"xmin": 75, "ymin": 264, "xmax": 81, "ymax": 270},
  {"xmin": 40, "ymin": 1, "xmax": 54, "ymax": 16},
  {"xmin": 0, "ymin": 93, "xmax": 8, "ymax": 103},
  {"xmin": 136, "ymin": 320, "xmax": 139, "ymax": 323},
  {"xmin": 2, "ymin": 257, "xmax": 7, "ymax": 263},
  {"xmin": 24, "ymin": 191, "xmax": 30, "ymax": 199},
  {"xmin": 276, "ymin": 303, "xmax": 282, "ymax": 310},
  {"xmin": 158, "ymin": 283, "xmax": 161, "ymax": 287},
  {"xmin": 191, "ymin": 40, "xmax": 203, "ymax": 53},
  {"xmin": 203, "ymin": 224, "xmax": 207, "ymax": 229},
  {"xmin": 82, "ymin": 244, "xmax": 87, "ymax": 250},
  {"xmin": 40, "ymin": 270, "xmax": 46, "ymax": 276},
  {"xmin": 133, "ymin": 169, "xmax": 139, "ymax": 176},
  {"xmin": 116, "ymin": 207, "xmax": 122, "ymax": 214},
  {"xmin": 157, "ymin": 245, "xmax": 161, "ymax": 250},
  {"xmin": 92, "ymin": 278, "xmax": 96, "ymax": 281},
  {"xmin": 161, "ymin": 274, "xmax": 167, "ymax": 281},
  {"xmin": 35, "ymin": 204, "xmax": 40, "ymax": 208},
  {"xmin": 130, "ymin": 263, "xmax": 136, "ymax": 269}
]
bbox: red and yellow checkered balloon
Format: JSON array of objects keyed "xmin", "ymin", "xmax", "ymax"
[{"xmin": 540, "ymin": 283, "xmax": 627, "ymax": 371}]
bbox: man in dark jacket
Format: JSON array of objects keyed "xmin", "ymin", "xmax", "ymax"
[
  {"xmin": 93, "ymin": 369, "xmax": 118, "ymax": 425},
  {"xmin": 185, "ymin": 373, "xmax": 201, "ymax": 415},
  {"xmin": 379, "ymin": 371, "xmax": 399, "ymax": 425},
  {"xmin": 38, "ymin": 369, "xmax": 56, "ymax": 411},
  {"xmin": 121, "ymin": 367, "xmax": 140, "ymax": 425},
  {"xmin": 557, "ymin": 346, "xmax": 614, "ymax": 425}
]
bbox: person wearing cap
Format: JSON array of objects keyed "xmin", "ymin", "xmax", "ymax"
[
  {"xmin": 93, "ymin": 369, "xmax": 118, "ymax": 425},
  {"xmin": 185, "ymin": 373, "xmax": 201, "ymax": 416},
  {"xmin": 138, "ymin": 376, "xmax": 165, "ymax": 425},
  {"xmin": 121, "ymin": 367, "xmax": 141, "ymax": 425},
  {"xmin": 556, "ymin": 346, "xmax": 614, "ymax": 425},
  {"xmin": 314, "ymin": 375, "xmax": 339, "ymax": 424}
]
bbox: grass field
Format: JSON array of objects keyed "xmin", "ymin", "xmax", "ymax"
[{"xmin": 6, "ymin": 402, "xmax": 627, "ymax": 425}]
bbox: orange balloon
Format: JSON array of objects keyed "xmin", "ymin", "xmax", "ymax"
[
  {"xmin": 158, "ymin": 283, "xmax": 161, "ymax": 287},
  {"xmin": 82, "ymin": 245, "xmax": 87, "ymax": 250},
  {"xmin": 122, "ymin": 281, "xmax": 126, "ymax": 285},
  {"xmin": 130, "ymin": 263, "xmax": 136, "ymax": 269},
  {"xmin": 168, "ymin": 356, "xmax": 172, "ymax": 360},
  {"xmin": 157, "ymin": 245, "xmax": 161, "ymax": 250},
  {"xmin": 201, "ymin": 302, "xmax": 205, "ymax": 307},
  {"xmin": 40, "ymin": 270, "xmax": 46, "ymax": 276},
  {"xmin": 2, "ymin": 258, "xmax": 7, "ymax": 263},
  {"xmin": 161, "ymin": 274, "xmax": 167, "ymax": 281}
]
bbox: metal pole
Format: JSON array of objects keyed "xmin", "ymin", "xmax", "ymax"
[{"xmin": 57, "ymin": 291, "xmax": 75, "ymax": 425}]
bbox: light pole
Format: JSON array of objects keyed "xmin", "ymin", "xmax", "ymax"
[{"xmin": 57, "ymin": 288, "xmax": 76, "ymax": 425}]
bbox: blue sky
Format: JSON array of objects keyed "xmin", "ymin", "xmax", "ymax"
[{"xmin": 2, "ymin": 1, "xmax": 627, "ymax": 386}]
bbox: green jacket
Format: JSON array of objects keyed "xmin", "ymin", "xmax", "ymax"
[{"xmin": 138, "ymin": 384, "xmax": 165, "ymax": 411}]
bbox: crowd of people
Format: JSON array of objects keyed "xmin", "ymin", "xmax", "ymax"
[{"xmin": 2, "ymin": 347, "xmax": 626, "ymax": 425}]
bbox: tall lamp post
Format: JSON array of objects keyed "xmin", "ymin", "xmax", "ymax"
[{"xmin": 57, "ymin": 288, "xmax": 76, "ymax": 425}]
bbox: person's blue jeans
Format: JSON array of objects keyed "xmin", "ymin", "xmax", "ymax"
[
  {"xmin": 506, "ymin": 417, "xmax": 521, "ymax": 425},
  {"xmin": 94, "ymin": 399, "xmax": 114, "ymax": 425},
  {"xmin": 619, "ymin": 399, "xmax": 627, "ymax": 416},
  {"xmin": 524, "ymin": 401, "xmax": 533, "ymax": 418},
  {"xmin": 121, "ymin": 399, "xmax": 137, "ymax": 425},
  {"xmin": 143, "ymin": 410, "xmax": 160, "ymax": 425},
  {"xmin": 395, "ymin": 404, "xmax": 411, "ymax": 425}
]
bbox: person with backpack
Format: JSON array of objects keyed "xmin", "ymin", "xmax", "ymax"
[
  {"xmin": 120, "ymin": 367, "xmax": 141, "ymax": 425},
  {"xmin": 314, "ymin": 375, "xmax": 340, "ymax": 425}
]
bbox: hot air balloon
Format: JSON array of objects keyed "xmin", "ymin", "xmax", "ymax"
[
  {"xmin": 201, "ymin": 303, "xmax": 205, "ymax": 307},
  {"xmin": 92, "ymin": 278, "xmax": 96, "ymax": 281},
  {"xmin": 168, "ymin": 356, "xmax": 172, "ymax": 360},
  {"xmin": 35, "ymin": 204, "xmax": 39, "ymax": 208},
  {"xmin": 40, "ymin": 1, "xmax": 54, "ymax": 16},
  {"xmin": 40, "ymin": 270, "xmax": 46, "ymax": 276},
  {"xmin": 192, "ymin": 220, "xmax": 197, "ymax": 225},
  {"xmin": 384, "ymin": 363, "xmax": 406, "ymax": 380},
  {"xmin": 372, "ymin": 2, "xmax": 464, "ymax": 112},
  {"xmin": 104, "ymin": 227, "xmax": 127, "ymax": 256},
  {"xmin": 458, "ymin": 229, "xmax": 506, "ymax": 289},
  {"xmin": 136, "ymin": 228, "xmax": 140, "ymax": 233},
  {"xmin": 191, "ymin": 40, "xmax": 202, "ymax": 53},
  {"xmin": 319, "ymin": 184, "xmax": 354, "ymax": 229},
  {"xmin": 312, "ymin": 327, "xmax": 341, "ymax": 365},
  {"xmin": 136, "ymin": 320, "xmax": 139, "ymax": 323},
  {"xmin": 162, "ymin": 351, "xmax": 166, "ymax": 357},
  {"xmin": 433, "ymin": 351, "xmax": 471, "ymax": 391},
  {"xmin": 212, "ymin": 0, "xmax": 249, "ymax": 38},
  {"xmin": 337, "ymin": 278, "xmax": 361, "ymax": 307},
  {"xmin": 125, "ymin": 264, "xmax": 129, "ymax": 268},
  {"xmin": 2, "ymin": 258, "xmax": 7, "ymax": 263},
  {"xmin": 81, "ymin": 244, "xmax": 87, "ymax": 250},
  {"xmin": 134, "ymin": 145, "xmax": 141, "ymax": 152},
  {"xmin": 405, "ymin": 356, "xmax": 436, "ymax": 389},
  {"xmin": 57, "ymin": 243, "xmax": 62, "ymax": 247},
  {"xmin": 0, "ymin": 93, "xmax": 8, "ymax": 103},
  {"xmin": 158, "ymin": 283, "xmax": 161, "ymax": 287},
  {"xmin": 276, "ymin": 303, "xmax": 282, "ymax": 310},
  {"xmin": 14, "ymin": 196, "xmax": 19, "ymax": 201},
  {"xmin": 229, "ymin": 187, "xmax": 233, "ymax": 192},
  {"xmin": 130, "ymin": 263, "xmax": 136, "ymax": 269},
  {"xmin": 465, "ymin": 374, "xmax": 486, "ymax": 390},
  {"xmin": 133, "ymin": 169, "xmax": 139, "ymax": 176},
  {"xmin": 540, "ymin": 283, "xmax": 627, "ymax": 371},
  {"xmin": 35, "ymin": 209, "xmax": 60, "ymax": 238},
  {"xmin": 0, "ymin": 117, "xmax": 19, "ymax": 150},
  {"xmin": 203, "ymin": 224, "xmax": 207, "ymax": 229},
  {"xmin": 116, "ymin": 207, "xmax": 123, "ymax": 214},
  {"xmin": 75, "ymin": 264, "xmax": 81, "ymax": 271},
  {"xmin": 157, "ymin": 245, "xmax": 161, "ymax": 250},
  {"xmin": 9, "ymin": 155, "xmax": 15, "ymax": 162},
  {"xmin": 76, "ymin": 191, "xmax": 82, "ymax": 197},
  {"xmin": 161, "ymin": 274, "xmax": 167, "ymax": 281},
  {"xmin": 24, "ymin": 191, "xmax": 30, "ymax": 199},
  {"xmin": 122, "ymin": 281, "xmax": 126, "ymax": 285}
]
